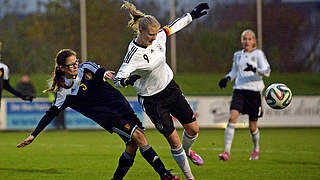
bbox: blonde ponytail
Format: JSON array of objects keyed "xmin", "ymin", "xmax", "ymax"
[{"xmin": 121, "ymin": 1, "xmax": 160, "ymax": 33}]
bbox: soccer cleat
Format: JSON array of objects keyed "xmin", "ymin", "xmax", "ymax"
[
  {"xmin": 249, "ymin": 150, "xmax": 259, "ymax": 160},
  {"xmin": 219, "ymin": 152, "xmax": 230, "ymax": 161},
  {"xmin": 161, "ymin": 170, "xmax": 182, "ymax": 180},
  {"xmin": 187, "ymin": 149, "xmax": 204, "ymax": 166}
]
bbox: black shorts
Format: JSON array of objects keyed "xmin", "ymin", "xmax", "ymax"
[
  {"xmin": 230, "ymin": 89, "xmax": 263, "ymax": 120},
  {"xmin": 138, "ymin": 80, "xmax": 196, "ymax": 137},
  {"xmin": 102, "ymin": 112, "xmax": 144, "ymax": 144}
]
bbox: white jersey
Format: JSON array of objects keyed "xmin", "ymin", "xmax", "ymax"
[
  {"xmin": 115, "ymin": 13, "xmax": 193, "ymax": 96},
  {"xmin": 226, "ymin": 49, "xmax": 271, "ymax": 92},
  {"xmin": 0, "ymin": 62, "xmax": 10, "ymax": 80}
]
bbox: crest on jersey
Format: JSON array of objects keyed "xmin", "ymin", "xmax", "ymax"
[
  {"xmin": 157, "ymin": 44, "xmax": 163, "ymax": 52},
  {"xmin": 124, "ymin": 124, "xmax": 130, "ymax": 130},
  {"xmin": 85, "ymin": 72, "xmax": 92, "ymax": 80}
]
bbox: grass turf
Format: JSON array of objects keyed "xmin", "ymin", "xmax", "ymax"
[{"xmin": 0, "ymin": 129, "xmax": 319, "ymax": 180}]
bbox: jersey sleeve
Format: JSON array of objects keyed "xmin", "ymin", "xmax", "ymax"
[
  {"xmin": 157, "ymin": 13, "xmax": 193, "ymax": 42},
  {"xmin": 226, "ymin": 52, "xmax": 239, "ymax": 81},
  {"xmin": 114, "ymin": 46, "xmax": 138, "ymax": 88},
  {"xmin": 1, "ymin": 63, "xmax": 9, "ymax": 80},
  {"xmin": 80, "ymin": 62, "xmax": 101, "ymax": 73},
  {"xmin": 31, "ymin": 89, "xmax": 68, "ymax": 137},
  {"xmin": 31, "ymin": 105, "xmax": 65, "ymax": 138},
  {"xmin": 256, "ymin": 50, "xmax": 271, "ymax": 77},
  {"xmin": 114, "ymin": 62, "xmax": 137, "ymax": 88},
  {"xmin": 52, "ymin": 90, "xmax": 67, "ymax": 108},
  {"xmin": 80, "ymin": 61, "xmax": 107, "ymax": 82}
]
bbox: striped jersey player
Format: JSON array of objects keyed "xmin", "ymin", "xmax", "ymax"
[
  {"xmin": 114, "ymin": 2, "xmax": 209, "ymax": 180},
  {"xmin": 16, "ymin": 49, "xmax": 180, "ymax": 180}
]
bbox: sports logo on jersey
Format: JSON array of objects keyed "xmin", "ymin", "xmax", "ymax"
[
  {"xmin": 85, "ymin": 72, "xmax": 92, "ymax": 80},
  {"xmin": 124, "ymin": 124, "xmax": 130, "ymax": 130},
  {"xmin": 157, "ymin": 44, "xmax": 163, "ymax": 52}
]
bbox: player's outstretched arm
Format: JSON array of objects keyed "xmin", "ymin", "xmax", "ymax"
[
  {"xmin": 3, "ymin": 80, "xmax": 34, "ymax": 102},
  {"xmin": 17, "ymin": 135, "xmax": 34, "ymax": 148},
  {"xmin": 161, "ymin": 3, "xmax": 209, "ymax": 38}
]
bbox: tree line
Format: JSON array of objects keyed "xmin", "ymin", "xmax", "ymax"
[{"xmin": 0, "ymin": 0, "xmax": 317, "ymax": 74}]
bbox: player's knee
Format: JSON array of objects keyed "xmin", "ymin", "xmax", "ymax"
[
  {"xmin": 132, "ymin": 128, "xmax": 144, "ymax": 139},
  {"xmin": 126, "ymin": 143, "xmax": 138, "ymax": 155},
  {"xmin": 184, "ymin": 126, "xmax": 198, "ymax": 136},
  {"xmin": 132, "ymin": 128, "xmax": 147, "ymax": 145}
]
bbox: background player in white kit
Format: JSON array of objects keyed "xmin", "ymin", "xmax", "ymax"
[
  {"xmin": 114, "ymin": 1, "xmax": 209, "ymax": 180},
  {"xmin": 0, "ymin": 41, "xmax": 34, "ymax": 104},
  {"xmin": 218, "ymin": 29, "xmax": 271, "ymax": 161}
]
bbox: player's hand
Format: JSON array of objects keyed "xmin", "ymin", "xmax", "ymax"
[
  {"xmin": 17, "ymin": 135, "xmax": 34, "ymax": 148},
  {"xmin": 124, "ymin": 74, "xmax": 141, "ymax": 86},
  {"xmin": 244, "ymin": 63, "xmax": 257, "ymax": 73},
  {"xmin": 190, "ymin": 3, "xmax": 209, "ymax": 20},
  {"xmin": 218, "ymin": 76, "xmax": 230, "ymax": 88},
  {"xmin": 103, "ymin": 71, "xmax": 115, "ymax": 81},
  {"xmin": 21, "ymin": 95, "xmax": 34, "ymax": 102}
]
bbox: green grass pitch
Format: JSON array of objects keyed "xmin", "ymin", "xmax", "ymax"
[{"xmin": 0, "ymin": 129, "xmax": 319, "ymax": 180}]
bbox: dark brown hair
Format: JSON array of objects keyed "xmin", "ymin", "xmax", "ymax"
[{"xmin": 43, "ymin": 49, "xmax": 76, "ymax": 93}]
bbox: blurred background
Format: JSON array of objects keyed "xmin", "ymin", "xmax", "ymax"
[
  {"xmin": 0, "ymin": 0, "xmax": 319, "ymax": 98},
  {"xmin": 0, "ymin": 0, "xmax": 319, "ymax": 75}
]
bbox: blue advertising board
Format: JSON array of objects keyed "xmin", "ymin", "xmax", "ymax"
[{"xmin": 5, "ymin": 99, "xmax": 144, "ymax": 130}]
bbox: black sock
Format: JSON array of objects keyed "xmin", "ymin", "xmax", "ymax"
[
  {"xmin": 140, "ymin": 144, "xmax": 167, "ymax": 176},
  {"xmin": 112, "ymin": 151, "xmax": 135, "ymax": 180}
]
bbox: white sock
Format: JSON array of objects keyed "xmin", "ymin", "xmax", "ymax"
[
  {"xmin": 182, "ymin": 130, "xmax": 198, "ymax": 156},
  {"xmin": 171, "ymin": 145, "xmax": 194, "ymax": 179},
  {"xmin": 250, "ymin": 128, "xmax": 260, "ymax": 152},
  {"xmin": 225, "ymin": 123, "xmax": 236, "ymax": 153}
]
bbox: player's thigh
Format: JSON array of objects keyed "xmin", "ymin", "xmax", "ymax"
[
  {"xmin": 143, "ymin": 97, "xmax": 175, "ymax": 138},
  {"xmin": 244, "ymin": 91, "xmax": 263, "ymax": 119},
  {"xmin": 170, "ymin": 93, "xmax": 195, "ymax": 125},
  {"xmin": 230, "ymin": 90, "xmax": 246, "ymax": 114},
  {"xmin": 112, "ymin": 113, "xmax": 143, "ymax": 144}
]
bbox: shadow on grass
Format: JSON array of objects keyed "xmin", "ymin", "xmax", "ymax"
[
  {"xmin": 272, "ymin": 160, "xmax": 320, "ymax": 166},
  {"xmin": 0, "ymin": 168, "xmax": 62, "ymax": 174}
]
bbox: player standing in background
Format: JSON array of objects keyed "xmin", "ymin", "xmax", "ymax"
[
  {"xmin": 218, "ymin": 29, "xmax": 271, "ymax": 161},
  {"xmin": 17, "ymin": 49, "xmax": 181, "ymax": 180},
  {"xmin": 0, "ymin": 41, "xmax": 33, "ymax": 105},
  {"xmin": 114, "ymin": 1, "xmax": 209, "ymax": 179}
]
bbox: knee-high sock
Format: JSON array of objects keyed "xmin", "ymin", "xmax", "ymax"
[
  {"xmin": 112, "ymin": 151, "xmax": 135, "ymax": 180},
  {"xmin": 171, "ymin": 145, "xmax": 194, "ymax": 179},
  {"xmin": 182, "ymin": 130, "xmax": 198, "ymax": 156},
  {"xmin": 140, "ymin": 144, "xmax": 167, "ymax": 176},
  {"xmin": 250, "ymin": 128, "xmax": 260, "ymax": 152},
  {"xmin": 225, "ymin": 123, "xmax": 236, "ymax": 153}
]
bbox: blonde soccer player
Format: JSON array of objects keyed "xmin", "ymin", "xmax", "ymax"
[
  {"xmin": 114, "ymin": 1, "xmax": 209, "ymax": 180},
  {"xmin": 218, "ymin": 29, "xmax": 271, "ymax": 161}
]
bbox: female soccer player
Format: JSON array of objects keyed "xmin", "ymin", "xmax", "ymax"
[
  {"xmin": 17, "ymin": 49, "xmax": 180, "ymax": 180},
  {"xmin": 218, "ymin": 29, "xmax": 271, "ymax": 161},
  {"xmin": 114, "ymin": 2, "xmax": 209, "ymax": 179}
]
